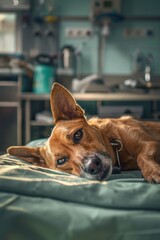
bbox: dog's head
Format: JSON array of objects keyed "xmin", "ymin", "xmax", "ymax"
[{"xmin": 8, "ymin": 83, "xmax": 116, "ymax": 180}]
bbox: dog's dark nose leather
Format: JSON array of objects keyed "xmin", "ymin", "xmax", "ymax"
[{"xmin": 85, "ymin": 157, "xmax": 102, "ymax": 175}]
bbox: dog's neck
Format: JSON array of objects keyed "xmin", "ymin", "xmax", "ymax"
[
  {"xmin": 88, "ymin": 117, "xmax": 121, "ymax": 143},
  {"xmin": 88, "ymin": 117, "xmax": 140, "ymax": 171},
  {"xmin": 88, "ymin": 117, "xmax": 121, "ymax": 166}
]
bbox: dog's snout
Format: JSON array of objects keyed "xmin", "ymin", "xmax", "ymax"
[
  {"xmin": 84, "ymin": 156, "xmax": 102, "ymax": 175},
  {"xmin": 82, "ymin": 153, "xmax": 112, "ymax": 180}
]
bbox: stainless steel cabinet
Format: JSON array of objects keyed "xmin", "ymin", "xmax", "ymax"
[{"xmin": 0, "ymin": 76, "xmax": 22, "ymax": 154}]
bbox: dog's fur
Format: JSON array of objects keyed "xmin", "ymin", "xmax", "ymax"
[{"xmin": 8, "ymin": 83, "xmax": 160, "ymax": 183}]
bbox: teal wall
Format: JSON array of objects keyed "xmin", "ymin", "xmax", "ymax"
[
  {"xmin": 59, "ymin": 20, "xmax": 99, "ymax": 74},
  {"xmin": 103, "ymin": 20, "xmax": 160, "ymax": 75},
  {"xmin": 33, "ymin": 0, "xmax": 160, "ymax": 75}
]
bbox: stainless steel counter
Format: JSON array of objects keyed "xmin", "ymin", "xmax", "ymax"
[{"xmin": 21, "ymin": 92, "xmax": 160, "ymax": 101}]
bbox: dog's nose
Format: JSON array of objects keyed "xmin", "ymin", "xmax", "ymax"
[{"xmin": 84, "ymin": 157, "xmax": 102, "ymax": 175}]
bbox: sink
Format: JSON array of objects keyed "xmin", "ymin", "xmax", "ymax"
[{"xmin": 112, "ymin": 79, "xmax": 160, "ymax": 93}]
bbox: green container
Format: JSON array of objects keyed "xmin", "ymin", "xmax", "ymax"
[{"xmin": 33, "ymin": 65, "xmax": 54, "ymax": 94}]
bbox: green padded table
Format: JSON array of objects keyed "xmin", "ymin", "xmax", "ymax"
[{"xmin": 0, "ymin": 139, "xmax": 160, "ymax": 240}]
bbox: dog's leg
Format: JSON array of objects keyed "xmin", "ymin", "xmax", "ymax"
[{"xmin": 137, "ymin": 141, "xmax": 160, "ymax": 183}]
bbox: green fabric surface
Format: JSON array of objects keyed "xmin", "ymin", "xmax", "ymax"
[{"xmin": 0, "ymin": 140, "xmax": 160, "ymax": 240}]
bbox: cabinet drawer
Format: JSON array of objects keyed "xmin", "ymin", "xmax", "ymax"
[
  {"xmin": 0, "ymin": 107, "xmax": 18, "ymax": 151},
  {"xmin": 0, "ymin": 82, "xmax": 19, "ymax": 101}
]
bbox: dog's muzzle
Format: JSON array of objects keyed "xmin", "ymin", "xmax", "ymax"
[{"xmin": 81, "ymin": 153, "xmax": 112, "ymax": 181}]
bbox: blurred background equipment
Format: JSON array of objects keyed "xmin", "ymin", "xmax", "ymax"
[
  {"xmin": 57, "ymin": 45, "xmax": 82, "ymax": 80},
  {"xmin": 1, "ymin": 0, "xmax": 160, "ymax": 148},
  {"xmin": 33, "ymin": 54, "xmax": 55, "ymax": 93}
]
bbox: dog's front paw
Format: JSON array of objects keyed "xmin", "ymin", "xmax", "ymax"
[
  {"xmin": 138, "ymin": 152, "xmax": 160, "ymax": 183},
  {"xmin": 143, "ymin": 169, "xmax": 160, "ymax": 183},
  {"xmin": 147, "ymin": 172, "xmax": 160, "ymax": 183}
]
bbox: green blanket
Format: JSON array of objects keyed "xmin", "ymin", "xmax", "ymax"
[{"xmin": 0, "ymin": 140, "xmax": 160, "ymax": 240}]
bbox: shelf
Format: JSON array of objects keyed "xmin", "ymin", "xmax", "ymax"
[
  {"xmin": 0, "ymin": 68, "xmax": 23, "ymax": 75},
  {"xmin": 21, "ymin": 93, "xmax": 50, "ymax": 100},
  {"xmin": 59, "ymin": 16, "xmax": 160, "ymax": 21},
  {"xmin": 30, "ymin": 121, "xmax": 53, "ymax": 126},
  {"xmin": 21, "ymin": 92, "xmax": 160, "ymax": 102},
  {"xmin": 23, "ymin": 90, "xmax": 160, "ymax": 143},
  {"xmin": 0, "ymin": 81, "xmax": 18, "ymax": 86},
  {"xmin": 0, "ymin": 102, "xmax": 19, "ymax": 107}
]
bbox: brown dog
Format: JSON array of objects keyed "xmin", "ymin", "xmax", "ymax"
[{"xmin": 8, "ymin": 83, "xmax": 160, "ymax": 183}]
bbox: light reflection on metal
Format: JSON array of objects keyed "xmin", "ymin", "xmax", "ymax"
[{"xmin": 13, "ymin": 0, "xmax": 19, "ymax": 6}]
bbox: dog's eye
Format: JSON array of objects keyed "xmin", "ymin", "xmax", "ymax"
[
  {"xmin": 73, "ymin": 129, "xmax": 83, "ymax": 143},
  {"xmin": 57, "ymin": 157, "xmax": 68, "ymax": 166}
]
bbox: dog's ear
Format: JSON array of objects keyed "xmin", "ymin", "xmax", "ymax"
[
  {"xmin": 7, "ymin": 146, "xmax": 47, "ymax": 167},
  {"xmin": 50, "ymin": 83, "xmax": 85, "ymax": 123}
]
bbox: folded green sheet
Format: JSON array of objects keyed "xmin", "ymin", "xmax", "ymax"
[{"xmin": 0, "ymin": 140, "xmax": 160, "ymax": 240}]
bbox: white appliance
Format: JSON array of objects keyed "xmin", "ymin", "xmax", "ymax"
[{"xmin": 0, "ymin": 0, "xmax": 30, "ymax": 11}]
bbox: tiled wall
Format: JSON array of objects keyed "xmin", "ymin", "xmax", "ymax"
[
  {"xmin": 58, "ymin": 0, "xmax": 160, "ymax": 76},
  {"xmin": 31, "ymin": 0, "xmax": 160, "ymax": 76}
]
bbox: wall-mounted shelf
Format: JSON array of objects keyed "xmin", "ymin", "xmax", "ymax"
[{"xmin": 59, "ymin": 15, "xmax": 160, "ymax": 21}]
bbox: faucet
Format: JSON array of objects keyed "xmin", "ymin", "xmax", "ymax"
[
  {"xmin": 72, "ymin": 74, "xmax": 100, "ymax": 92},
  {"xmin": 144, "ymin": 53, "xmax": 153, "ymax": 88},
  {"xmin": 144, "ymin": 65, "xmax": 151, "ymax": 86}
]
